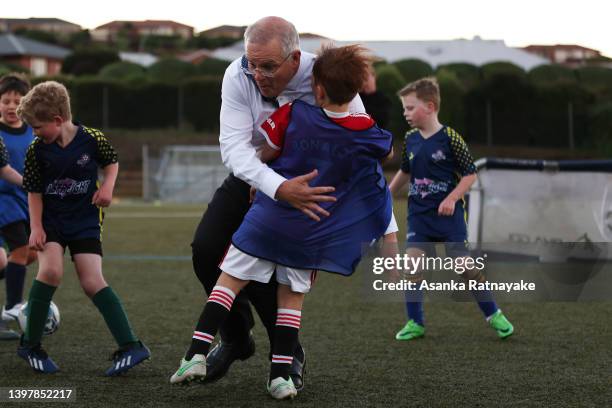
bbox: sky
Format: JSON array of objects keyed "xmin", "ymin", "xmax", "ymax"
[{"xmin": 5, "ymin": 0, "xmax": 612, "ymax": 57}]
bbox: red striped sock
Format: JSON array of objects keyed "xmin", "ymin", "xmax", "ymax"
[
  {"xmin": 270, "ymin": 308, "xmax": 302, "ymax": 381},
  {"xmin": 207, "ymin": 286, "xmax": 236, "ymax": 311},
  {"xmin": 186, "ymin": 285, "xmax": 236, "ymax": 360}
]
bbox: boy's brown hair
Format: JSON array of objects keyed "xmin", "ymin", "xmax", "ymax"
[
  {"xmin": 0, "ymin": 73, "xmax": 31, "ymax": 97},
  {"xmin": 17, "ymin": 81, "xmax": 72, "ymax": 124},
  {"xmin": 397, "ymin": 77, "xmax": 441, "ymax": 111},
  {"xmin": 312, "ymin": 44, "xmax": 372, "ymax": 104}
]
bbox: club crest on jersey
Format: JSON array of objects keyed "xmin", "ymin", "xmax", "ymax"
[
  {"xmin": 77, "ymin": 154, "xmax": 90, "ymax": 167},
  {"xmin": 431, "ymin": 150, "xmax": 446, "ymax": 162}
]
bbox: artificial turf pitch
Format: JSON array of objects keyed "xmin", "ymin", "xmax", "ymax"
[{"xmin": 0, "ymin": 203, "xmax": 610, "ymax": 407}]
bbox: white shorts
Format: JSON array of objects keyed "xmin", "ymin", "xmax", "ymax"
[
  {"xmin": 386, "ymin": 210, "xmax": 399, "ymax": 235},
  {"xmin": 220, "ymin": 245, "xmax": 317, "ymax": 293}
]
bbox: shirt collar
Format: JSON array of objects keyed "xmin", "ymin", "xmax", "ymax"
[{"xmin": 323, "ymin": 109, "xmax": 349, "ymax": 118}]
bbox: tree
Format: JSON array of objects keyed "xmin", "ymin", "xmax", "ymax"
[
  {"xmin": 62, "ymin": 49, "xmax": 120, "ymax": 76},
  {"xmin": 98, "ymin": 61, "xmax": 145, "ymax": 81},
  {"xmin": 148, "ymin": 58, "xmax": 197, "ymax": 83},
  {"xmin": 436, "ymin": 63, "xmax": 481, "ymax": 89},
  {"xmin": 393, "ymin": 59, "xmax": 433, "ymax": 83},
  {"xmin": 528, "ymin": 64, "xmax": 576, "ymax": 85},
  {"xmin": 197, "ymin": 58, "xmax": 231, "ymax": 76},
  {"xmin": 481, "ymin": 62, "xmax": 525, "ymax": 81}
]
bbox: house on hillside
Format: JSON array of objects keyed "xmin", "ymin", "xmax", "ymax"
[
  {"xmin": 92, "ymin": 20, "xmax": 194, "ymax": 42},
  {"xmin": 0, "ymin": 33, "xmax": 70, "ymax": 76},
  {"xmin": 199, "ymin": 25, "xmax": 246, "ymax": 39},
  {"xmin": 0, "ymin": 17, "xmax": 81, "ymax": 37},
  {"xmin": 524, "ymin": 44, "xmax": 602, "ymax": 67}
]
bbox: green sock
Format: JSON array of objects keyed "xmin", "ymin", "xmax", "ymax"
[
  {"xmin": 24, "ymin": 280, "xmax": 57, "ymax": 346},
  {"xmin": 92, "ymin": 286, "xmax": 138, "ymax": 347}
]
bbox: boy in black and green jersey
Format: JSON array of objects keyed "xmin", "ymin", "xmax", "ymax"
[{"xmin": 16, "ymin": 81, "xmax": 150, "ymax": 375}]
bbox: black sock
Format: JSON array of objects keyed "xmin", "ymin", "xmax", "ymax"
[
  {"xmin": 186, "ymin": 286, "xmax": 235, "ymax": 360},
  {"xmin": 270, "ymin": 309, "xmax": 301, "ymax": 381},
  {"xmin": 5, "ymin": 262, "xmax": 26, "ymax": 309}
]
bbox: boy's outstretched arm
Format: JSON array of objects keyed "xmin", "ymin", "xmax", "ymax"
[
  {"xmin": 28, "ymin": 193, "xmax": 45, "ymax": 251},
  {"xmin": 92, "ymin": 162, "xmax": 118, "ymax": 207},
  {"xmin": 0, "ymin": 164, "xmax": 23, "ymax": 187},
  {"xmin": 389, "ymin": 170, "xmax": 410, "ymax": 196},
  {"xmin": 438, "ymin": 173, "xmax": 477, "ymax": 216}
]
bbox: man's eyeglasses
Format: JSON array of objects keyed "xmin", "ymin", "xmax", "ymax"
[{"xmin": 242, "ymin": 53, "xmax": 292, "ymax": 78}]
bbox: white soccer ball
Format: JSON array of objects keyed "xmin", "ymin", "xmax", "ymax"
[{"xmin": 17, "ymin": 301, "xmax": 60, "ymax": 336}]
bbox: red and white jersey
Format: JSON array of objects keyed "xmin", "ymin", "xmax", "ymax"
[{"xmin": 259, "ymin": 103, "xmax": 376, "ymax": 151}]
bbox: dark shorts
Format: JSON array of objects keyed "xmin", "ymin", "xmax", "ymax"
[
  {"xmin": 45, "ymin": 228, "xmax": 103, "ymax": 259},
  {"xmin": 0, "ymin": 220, "xmax": 30, "ymax": 251},
  {"xmin": 407, "ymin": 211, "xmax": 469, "ymax": 257}
]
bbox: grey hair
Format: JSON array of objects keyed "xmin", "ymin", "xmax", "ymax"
[{"xmin": 244, "ymin": 17, "xmax": 300, "ymax": 56}]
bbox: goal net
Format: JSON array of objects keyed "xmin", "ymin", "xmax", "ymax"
[
  {"xmin": 144, "ymin": 145, "xmax": 227, "ymax": 203},
  {"xmin": 467, "ymin": 158, "xmax": 612, "ymax": 260}
]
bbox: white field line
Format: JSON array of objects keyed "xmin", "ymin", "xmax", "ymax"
[{"xmin": 106, "ymin": 212, "xmax": 203, "ymax": 218}]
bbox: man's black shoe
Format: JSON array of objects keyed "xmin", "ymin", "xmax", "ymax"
[
  {"xmin": 204, "ymin": 334, "xmax": 255, "ymax": 383},
  {"xmin": 290, "ymin": 345, "xmax": 305, "ymax": 391}
]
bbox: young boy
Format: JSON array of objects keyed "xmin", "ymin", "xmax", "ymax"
[
  {"xmin": 0, "ymin": 74, "xmax": 38, "ymax": 326},
  {"xmin": 16, "ymin": 81, "xmax": 150, "ymax": 374},
  {"xmin": 170, "ymin": 45, "xmax": 398, "ymax": 399},
  {"xmin": 389, "ymin": 77, "xmax": 514, "ymax": 341},
  {"xmin": 0, "ymin": 132, "xmax": 25, "ymax": 340}
]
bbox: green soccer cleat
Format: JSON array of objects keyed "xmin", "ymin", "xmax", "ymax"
[
  {"xmin": 489, "ymin": 310, "xmax": 514, "ymax": 339},
  {"xmin": 395, "ymin": 319, "xmax": 425, "ymax": 341}
]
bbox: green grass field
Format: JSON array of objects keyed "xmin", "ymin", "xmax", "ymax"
[{"xmin": 0, "ymin": 202, "xmax": 610, "ymax": 407}]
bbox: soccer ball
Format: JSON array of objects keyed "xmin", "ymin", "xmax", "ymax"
[{"xmin": 17, "ymin": 301, "xmax": 60, "ymax": 336}]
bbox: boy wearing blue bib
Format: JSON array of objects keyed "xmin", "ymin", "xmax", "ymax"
[
  {"xmin": 0, "ymin": 74, "xmax": 37, "ymax": 326},
  {"xmin": 171, "ymin": 45, "xmax": 398, "ymax": 399}
]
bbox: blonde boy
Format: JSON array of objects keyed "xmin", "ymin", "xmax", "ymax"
[{"xmin": 16, "ymin": 81, "xmax": 150, "ymax": 374}]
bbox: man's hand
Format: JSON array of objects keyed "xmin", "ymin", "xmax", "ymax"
[
  {"xmin": 92, "ymin": 184, "xmax": 113, "ymax": 207},
  {"xmin": 29, "ymin": 227, "xmax": 46, "ymax": 251},
  {"xmin": 275, "ymin": 169, "xmax": 336, "ymax": 221},
  {"xmin": 438, "ymin": 195, "xmax": 457, "ymax": 216}
]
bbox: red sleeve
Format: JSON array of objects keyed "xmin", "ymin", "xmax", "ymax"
[{"xmin": 259, "ymin": 103, "xmax": 292, "ymax": 150}]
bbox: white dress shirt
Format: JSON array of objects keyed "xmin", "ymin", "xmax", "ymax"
[{"xmin": 219, "ymin": 51, "xmax": 365, "ymax": 200}]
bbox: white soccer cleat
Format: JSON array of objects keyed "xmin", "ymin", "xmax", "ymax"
[
  {"xmin": 267, "ymin": 377, "xmax": 297, "ymax": 400},
  {"xmin": 1, "ymin": 302, "xmax": 24, "ymax": 322},
  {"xmin": 170, "ymin": 354, "xmax": 207, "ymax": 384}
]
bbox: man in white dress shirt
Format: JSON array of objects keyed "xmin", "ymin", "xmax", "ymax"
[{"xmin": 187, "ymin": 16, "xmax": 364, "ymax": 390}]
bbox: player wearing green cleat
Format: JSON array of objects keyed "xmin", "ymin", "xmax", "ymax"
[
  {"xmin": 488, "ymin": 309, "xmax": 514, "ymax": 339},
  {"xmin": 395, "ymin": 319, "xmax": 425, "ymax": 341}
]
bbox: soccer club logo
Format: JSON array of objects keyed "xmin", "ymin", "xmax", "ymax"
[
  {"xmin": 431, "ymin": 149, "xmax": 446, "ymax": 162},
  {"xmin": 77, "ymin": 153, "xmax": 90, "ymax": 167}
]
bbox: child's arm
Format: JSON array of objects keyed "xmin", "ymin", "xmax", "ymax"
[
  {"xmin": 0, "ymin": 164, "xmax": 23, "ymax": 187},
  {"xmin": 92, "ymin": 162, "xmax": 118, "ymax": 208},
  {"xmin": 439, "ymin": 129, "xmax": 478, "ymax": 216},
  {"xmin": 381, "ymin": 147, "xmax": 394, "ymax": 165},
  {"xmin": 438, "ymin": 173, "xmax": 476, "ymax": 216},
  {"xmin": 389, "ymin": 170, "xmax": 410, "ymax": 196},
  {"xmin": 260, "ymin": 144, "xmax": 280, "ymax": 163},
  {"xmin": 28, "ymin": 192, "xmax": 45, "ymax": 251}
]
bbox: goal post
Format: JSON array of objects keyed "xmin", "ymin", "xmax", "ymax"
[{"xmin": 143, "ymin": 145, "xmax": 227, "ymax": 203}]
